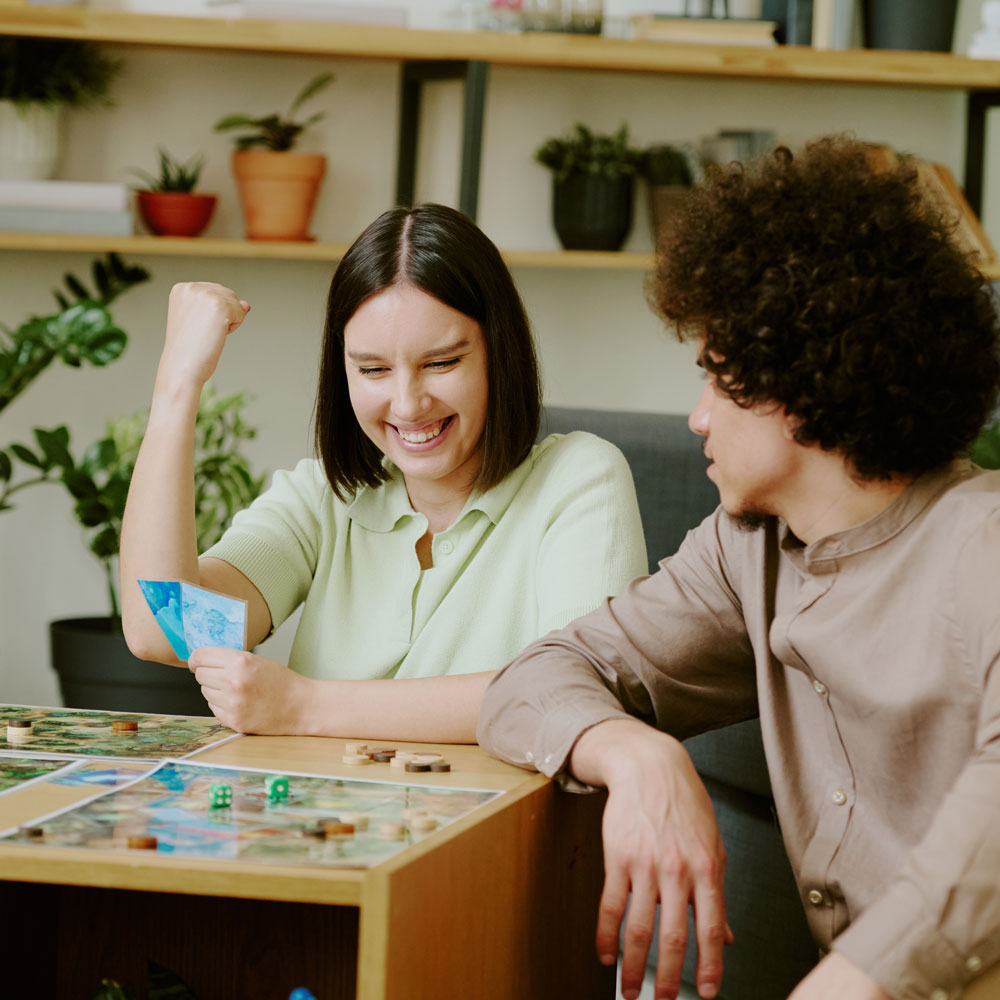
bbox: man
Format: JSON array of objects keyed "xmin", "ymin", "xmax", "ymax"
[{"xmin": 478, "ymin": 135, "xmax": 1000, "ymax": 1000}]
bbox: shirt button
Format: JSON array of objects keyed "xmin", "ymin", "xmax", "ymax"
[
  {"xmin": 813, "ymin": 680, "xmax": 827, "ymax": 695},
  {"xmin": 831, "ymin": 790, "xmax": 847, "ymax": 806},
  {"xmin": 966, "ymin": 956, "xmax": 982, "ymax": 973},
  {"xmin": 439, "ymin": 539, "xmax": 454, "ymax": 555},
  {"xmin": 929, "ymin": 990, "xmax": 949, "ymax": 1000},
  {"xmin": 807, "ymin": 889, "xmax": 824, "ymax": 906}
]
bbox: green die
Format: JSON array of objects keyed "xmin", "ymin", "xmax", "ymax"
[
  {"xmin": 209, "ymin": 783, "xmax": 232, "ymax": 808},
  {"xmin": 265, "ymin": 775, "xmax": 289, "ymax": 802}
]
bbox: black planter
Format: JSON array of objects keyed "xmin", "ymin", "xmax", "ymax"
[
  {"xmin": 864, "ymin": 0, "xmax": 958, "ymax": 51},
  {"xmin": 552, "ymin": 173, "xmax": 634, "ymax": 251},
  {"xmin": 50, "ymin": 617, "xmax": 210, "ymax": 716}
]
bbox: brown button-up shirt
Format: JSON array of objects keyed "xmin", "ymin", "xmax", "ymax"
[{"xmin": 478, "ymin": 461, "xmax": 1000, "ymax": 1000}]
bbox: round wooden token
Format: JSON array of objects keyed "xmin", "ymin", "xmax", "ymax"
[
  {"xmin": 371, "ymin": 748, "xmax": 396, "ymax": 757},
  {"xmin": 344, "ymin": 741, "xmax": 368, "ymax": 754},
  {"xmin": 405, "ymin": 762, "xmax": 431, "ymax": 772},
  {"xmin": 410, "ymin": 753, "xmax": 442, "ymax": 763},
  {"xmin": 7, "ymin": 719, "xmax": 31, "ymax": 728},
  {"xmin": 371, "ymin": 752, "xmax": 393, "ymax": 763},
  {"xmin": 112, "ymin": 719, "xmax": 139, "ymax": 732},
  {"xmin": 323, "ymin": 821, "xmax": 355, "ymax": 839},
  {"xmin": 409, "ymin": 815, "xmax": 438, "ymax": 833},
  {"xmin": 429, "ymin": 761, "xmax": 452, "ymax": 772},
  {"xmin": 337, "ymin": 811, "xmax": 370, "ymax": 830},
  {"xmin": 20, "ymin": 826, "xmax": 43, "ymax": 838},
  {"xmin": 389, "ymin": 756, "xmax": 409, "ymax": 768},
  {"xmin": 127, "ymin": 835, "xmax": 158, "ymax": 850},
  {"xmin": 378, "ymin": 821, "xmax": 406, "ymax": 841},
  {"xmin": 341, "ymin": 753, "xmax": 372, "ymax": 766}
]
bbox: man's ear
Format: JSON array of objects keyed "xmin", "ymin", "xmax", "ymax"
[{"xmin": 782, "ymin": 409, "xmax": 802, "ymax": 441}]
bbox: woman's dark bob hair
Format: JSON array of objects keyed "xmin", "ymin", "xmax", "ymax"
[{"xmin": 315, "ymin": 203, "xmax": 541, "ymax": 501}]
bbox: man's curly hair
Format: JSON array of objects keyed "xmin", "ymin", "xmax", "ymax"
[{"xmin": 651, "ymin": 135, "xmax": 1000, "ymax": 480}]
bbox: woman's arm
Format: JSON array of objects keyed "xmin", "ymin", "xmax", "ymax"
[
  {"xmin": 119, "ymin": 282, "xmax": 270, "ymax": 663},
  {"xmin": 188, "ymin": 647, "xmax": 495, "ymax": 743}
]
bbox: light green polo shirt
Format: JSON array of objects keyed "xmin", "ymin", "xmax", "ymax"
[{"xmin": 204, "ymin": 431, "xmax": 646, "ymax": 680}]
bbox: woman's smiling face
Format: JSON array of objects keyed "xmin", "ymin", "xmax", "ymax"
[{"xmin": 344, "ymin": 283, "xmax": 489, "ymax": 506}]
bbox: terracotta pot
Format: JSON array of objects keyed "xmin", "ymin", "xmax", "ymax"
[
  {"xmin": 136, "ymin": 191, "xmax": 217, "ymax": 237},
  {"xmin": 231, "ymin": 150, "xmax": 326, "ymax": 241}
]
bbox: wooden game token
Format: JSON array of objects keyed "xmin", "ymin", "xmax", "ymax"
[
  {"xmin": 19, "ymin": 826, "xmax": 43, "ymax": 838},
  {"xmin": 127, "ymin": 835, "xmax": 158, "ymax": 850},
  {"xmin": 405, "ymin": 761, "xmax": 431, "ymax": 772},
  {"xmin": 389, "ymin": 756, "xmax": 409, "ymax": 769},
  {"xmin": 323, "ymin": 821, "xmax": 355, "ymax": 839},
  {"xmin": 341, "ymin": 753, "xmax": 373, "ymax": 766},
  {"xmin": 7, "ymin": 719, "xmax": 32, "ymax": 742},
  {"xmin": 378, "ymin": 821, "xmax": 406, "ymax": 841},
  {"xmin": 371, "ymin": 748, "xmax": 396, "ymax": 757},
  {"xmin": 371, "ymin": 752, "xmax": 393, "ymax": 763},
  {"xmin": 344, "ymin": 741, "xmax": 368, "ymax": 755},
  {"xmin": 392, "ymin": 751, "xmax": 417, "ymax": 762},
  {"xmin": 409, "ymin": 815, "xmax": 438, "ymax": 833},
  {"xmin": 302, "ymin": 823, "xmax": 326, "ymax": 839},
  {"xmin": 429, "ymin": 761, "xmax": 452, "ymax": 772},
  {"xmin": 401, "ymin": 807, "xmax": 429, "ymax": 821},
  {"xmin": 410, "ymin": 753, "xmax": 442, "ymax": 763},
  {"xmin": 337, "ymin": 811, "xmax": 370, "ymax": 830},
  {"xmin": 112, "ymin": 719, "xmax": 139, "ymax": 733}
]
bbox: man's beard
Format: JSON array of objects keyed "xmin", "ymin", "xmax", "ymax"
[{"xmin": 725, "ymin": 509, "xmax": 769, "ymax": 533}]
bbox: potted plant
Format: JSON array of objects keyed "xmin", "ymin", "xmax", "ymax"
[
  {"xmin": 128, "ymin": 147, "xmax": 217, "ymax": 238},
  {"xmin": 534, "ymin": 122, "xmax": 643, "ymax": 252},
  {"xmin": 214, "ymin": 71, "xmax": 333, "ymax": 241},
  {"xmin": 10, "ymin": 385, "xmax": 265, "ymax": 715},
  {"xmin": 638, "ymin": 143, "xmax": 697, "ymax": 249},
  {"xmin": 0, "ymin": 37, "xmax": 121, "ymax": 180}
]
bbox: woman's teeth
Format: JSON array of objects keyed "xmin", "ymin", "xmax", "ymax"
[{"xmin": 399, "ymin": 420, "xmax": 447, "ymax": 444}]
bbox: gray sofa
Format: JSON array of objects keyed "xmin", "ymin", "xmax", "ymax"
[{"xmin": 540, "ymin": 407, "xmax": 819, "ymax": 999}]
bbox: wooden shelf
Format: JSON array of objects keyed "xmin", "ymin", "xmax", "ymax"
[
  {"xmin": 0, "ymin": 231, "xmax": 658, "ymax": 271},
  {"xmin": 3, "ymin": 5, "xmax": 1000, "ymax": 89}
]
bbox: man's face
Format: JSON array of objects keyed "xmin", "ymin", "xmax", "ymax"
[{"xmin": 688, "ymin": 354, "xmax": 801, "ymax": 528}]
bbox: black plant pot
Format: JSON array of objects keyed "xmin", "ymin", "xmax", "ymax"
[
  {"xmin": 864, "ymin": 0, "xmax": 958, "ymax": 51},
  {"xmin": 50, "ymin": 617, "xmax": 210, "ymax": 716},
  {"xmin": 552, "ymin": 173, "xmax": 634, "ymax": 252}
]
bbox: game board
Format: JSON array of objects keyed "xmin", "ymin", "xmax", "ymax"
[
  {"xmin": 0, "ymin": 757, "xmax": 78, "ymax": 794},
  {"xmin": 1, "ymin": 759, "xmax": 501, "ymax": 868},
  {"xmin": 0, "ymin": 705, "xmax": 237, "ymax": 760},
  {"xmin": 50, "ymin": 759, "xmax": 154, "ymax": 789}
]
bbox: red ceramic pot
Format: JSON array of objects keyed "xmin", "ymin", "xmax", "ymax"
[{"xmin": 136, "ymin": 190, "xmax": 217, "ymax": 237}]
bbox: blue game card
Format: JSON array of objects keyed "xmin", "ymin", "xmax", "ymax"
[{"xmin": 138, "ymin": 580, "xmax": 247, "ymax": 659}]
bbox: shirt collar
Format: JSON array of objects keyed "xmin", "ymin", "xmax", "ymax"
[
  {"xmin": 345, "ymin": 448, "xmax": 536, "ymax": 532},
  {"xmin": 782, "ymin": 459, "xmax": 980, "ymax": 573}
]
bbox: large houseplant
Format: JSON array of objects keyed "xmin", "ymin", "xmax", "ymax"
[
  {"xmin": 534, "ymin": 122, "xmax": 643, "ymax": 251},
  {"xmin": 0, "ymin": 37, "xmax": 121, "ymax": 180},
  {"xmin": 128, "ymin": 147, "xmax": 218, "ymax": 238},
  {"xmin": 214, "ymin": 71, "xmax": 333, "ymax": 241},
  {"xmin": 26, "ymin": 386, "xmax": 266, "ymax": 714}
]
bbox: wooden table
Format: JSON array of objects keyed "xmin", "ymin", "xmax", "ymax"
[{"xmin": 0, "ymin": 735, "xmax": 613, "ymax": 999}]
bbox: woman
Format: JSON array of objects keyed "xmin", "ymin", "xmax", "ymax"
[{"xmin": 120, "ymin": 203, "xmax": 645, "ymax": 742}]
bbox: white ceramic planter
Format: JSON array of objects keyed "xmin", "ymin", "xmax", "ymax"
[{"xmin": 0, "ymin": 101, "xmax": 63, "ymax": 181}]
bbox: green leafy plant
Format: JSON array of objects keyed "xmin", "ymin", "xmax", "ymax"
[
  {"xmin": 128, "ymin": 147, "xmax": 205, "ymax": 193},
  {"xmin": 0, "ymin": 37, "xmax": 122, "ymax": 108},
  {"xmin": 213, "ymin": 71, "xmax": 335, "ymax": 152},
  {"xmin": 639, "ymin": 143, "xmax": 695, "ymax": 187},
  {"xmin": 971, "ymin": 420, "xmax": 1000, "ymax": 470},
  {"xmin": 5, "ymin": 385, "xmax": 266, "ymax": 621},
  {"xmin": 534, "ymin": 123, "xmax": 643, "ymax": 183}
]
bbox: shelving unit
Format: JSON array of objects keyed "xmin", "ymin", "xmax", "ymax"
[{"xmin": 1, "ymin": 4, "xmax": 999, "ymax": 270}]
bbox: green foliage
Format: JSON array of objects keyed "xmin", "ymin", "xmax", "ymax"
[
  {"xmin": 970, "ymin": 420, "xmax": 1000, "ymax": 470},
  {"xmin": 128, "ymin": 147, "xmax": 205, "ymax": 193},
  {"xmin": 534, "ymin": 123, "xmax": 643, "ymax": 183},
  {"xmin": 638, "ymin": 143, "xmax": 694, "ymax": 186},
  {"xmin": 0, "ymin": 386, "xmax": 266, "ymax": 620},
  {"xmin": 214, "ymin": 71, "xmax": 335, "ymax": 152},
  {"xmin": 0, "ymin": 253, "xmax": 149, "ymax": 417},
  {"xmin": 0, "ymin": 37, "xmax": 122, "ymax": 108}
]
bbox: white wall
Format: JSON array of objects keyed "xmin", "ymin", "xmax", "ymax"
[{"xmin": 1, "ymin": 11, "xmax": 998, "ymax": 703}]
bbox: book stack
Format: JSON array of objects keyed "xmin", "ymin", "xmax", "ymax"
[
  {"xmin": 0, "ymin": 181, "xmax": 133, "ymax": 236},
  {"xmin": 630, "ymin": 14, "xmax": 779, "ymax": 47}
]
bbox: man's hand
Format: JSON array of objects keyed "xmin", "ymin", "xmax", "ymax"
[
  {"xmin": 188, "ymin": 648, "xmax": 314, "ymax": 735},
  {"xmin": 787, "ymin": 951, "xmax": 894, "ymax": 1000},
  {"xmin": 570, "ymin": 719, "xmax": 732, "ymax": 1000}
]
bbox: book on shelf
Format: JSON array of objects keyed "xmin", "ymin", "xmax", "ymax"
[
  {"xmin": 0, "ymin": 180, "xmax": 130, "ymax": 212},
  {"xmin": 0, "ymin": 205, "xmax": 134, "ymax": 237},
  {"xmin": 630, "ymin": 14, "xmax": 779, "ymax": 47},
  {"xmin": 863, "ymin": 143, "xmax": 997, "ymax": 268}
]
